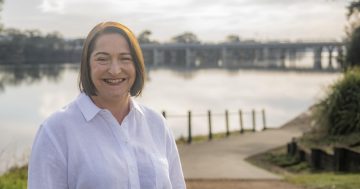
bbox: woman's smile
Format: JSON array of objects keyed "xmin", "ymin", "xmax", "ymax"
[{"xmin": 102, "ymin": 78, "xmax": 127, "ymax": 85}]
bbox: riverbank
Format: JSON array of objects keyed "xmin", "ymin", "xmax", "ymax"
[
  {"xmin": 246, "ymin": 145, "xmax": 360, "ymax": 189},
  {"xmin": 177, "ymin": 108, "xmax": 313, "ymax": 179},
  {"xmin": 2, "ymin": 107, "xmax": 349, "ymax": 189}
]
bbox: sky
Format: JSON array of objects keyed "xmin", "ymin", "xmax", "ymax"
[{"xmin": 2, "ymin": 0, "xmax": 352, "ymax": 42}]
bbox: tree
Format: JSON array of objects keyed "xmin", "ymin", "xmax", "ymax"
[
  {"xmin": 344, "ymin": 0, "xmax": 360, "ymax": 69},
  {"xmin": 171, "ymin": 32, "xmax": 200, "ymax": 43},
  {"xmin": 137, "ymin": 30, "xmax": 152, "ymax": 43},
  {"xmin": 346, "ymin": 27, "xmax": 360, "ymax": 67},
  {"xmin": 225, "ymin": 34, "xmax": 240, "ymax": 43},
  {"xmin": 346, "ymin": 0, "xmax": 360, "ymax": 36}
]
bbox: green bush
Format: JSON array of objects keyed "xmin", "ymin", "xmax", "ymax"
[
  {"xmin": 0, "ymin": 166, "xmax": 27, "ymax": 189},
  {"xmin": 314, "ymin": 68, "xmax": 360, "ymax": 136}
]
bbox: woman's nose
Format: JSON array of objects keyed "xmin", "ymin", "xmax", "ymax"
[{"xmin": 108, "ymin": 59, "xmax": 122, "ymax": 75}]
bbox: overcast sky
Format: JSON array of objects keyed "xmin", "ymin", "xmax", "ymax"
[{"xmin": 2, "ymin": 0, "xmax": 351, "ymax": 42}]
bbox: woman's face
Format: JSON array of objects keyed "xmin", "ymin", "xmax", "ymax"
[{"xmin": 90, "ymin": 33, "xmax": 136, "ymax": 101}]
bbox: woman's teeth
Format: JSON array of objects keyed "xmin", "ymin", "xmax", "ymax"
[{"xmin": 103, "ymin": 78, "xmax": 125, "ymax": 84}]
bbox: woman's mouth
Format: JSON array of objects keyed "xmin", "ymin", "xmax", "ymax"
[{"xmin": 102, "ymin": 78, "xmax": 126, "ymax": 85}]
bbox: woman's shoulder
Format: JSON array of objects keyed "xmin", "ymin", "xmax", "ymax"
[
  {"xmin": 41, "ymin": 99, "xmax": 81, "ymax": 132},
  {"xmin": 132, "ymin": 100, "xmax": 165, "ymax": 124}
]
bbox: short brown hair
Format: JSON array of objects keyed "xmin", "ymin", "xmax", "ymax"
[{"xmin": 79, "ymin": 21, "xmax": 146, "ymax": 97}]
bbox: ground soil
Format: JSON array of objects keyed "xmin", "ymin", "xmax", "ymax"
[{"xmin": 185, "ymin": 179, "xmax": 306, "ymax": 189}]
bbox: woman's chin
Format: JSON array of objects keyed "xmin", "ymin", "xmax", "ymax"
[{"xmin": 106, "ymin": 92, "xmax": 129, "ymax": 100}]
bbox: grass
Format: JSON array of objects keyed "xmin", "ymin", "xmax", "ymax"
[
  {"xmin": 0, "ymin": 165, "xmax": 27, "ymax": 189},
  {"xmin": 246, "ymin": 146, "xmax": 310, "ymax": 174},
  {"xmin": 176, "ymin": 129, "xmax": 258, "ymax": 144},
  {"xmin": 299, "ymin": 131, "xmax": 360, "ymax": 152},
  {"xmin": 286, "ymin": 173, "xmax": 360, "ymax": 189},
  {"xmin": 246, "ymin": 146, "xmax": 360, "ymax": 189}
]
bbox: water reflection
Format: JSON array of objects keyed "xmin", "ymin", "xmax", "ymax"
[
  {"xmin": 0, "ymin": 63, "xmax": 342, "ymax": 93},
  {"xmin": 0, "ymin": 64, "xmax": 70, "ymax": 93}
]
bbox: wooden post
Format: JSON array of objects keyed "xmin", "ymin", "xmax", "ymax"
[
  {"xmin": 162, "ymin": 111, "xmax": 166, "ymax": 119},
  {"xmin": 208, "ymin": 110, "xmax": 212, "ymax": 140},
  {"xmin": 287, "ymin": 143, "xmax": 292, "ymax": 156},
  {"xmin": 252, "ymin": 110, "xmax": 256, "ymax": 132},
  {"xmin": 334, "ymin": 147, "xmax": 346, "ymax": 172},
  {"xmin": 299, "ymin": 150, "xmax": 306, "ymax": 161},
  {"xmin": 262, "ymin": 109, "xmax": 266, "ymax": 130},
  {"xmin": 187, "ymin": 111, "xmax": 192, "ymax": 144},
  {"xmin": 311, "ymin": 148, "xmax": 322, "ymax": 170},
  {"xmin": 239, "ymin": 110, "xmax": 244, "ymax": 133},
  {"xmin": 290, "ymin": 140, "xmax": 297, "ymax": 156},
  {"xmin": 225, "ymin": 110, "xmax": 230, "ymax": 137}
]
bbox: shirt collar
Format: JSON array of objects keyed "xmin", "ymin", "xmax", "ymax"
[
  {"xmin": 129, "ymin": 97, "xmax": 145, "ymax": 116},
  {"xmin": 76, "ymin": 93, "xmax": 102, "ymax": 122},
  {"xmin": 76, "ymin": 93, "xmax": 144, "ymax": 122}
]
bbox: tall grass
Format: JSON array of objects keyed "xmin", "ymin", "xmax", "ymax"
[{"xmin": 313, "ymin": 68, "xmax": 360, "ymax": 136}]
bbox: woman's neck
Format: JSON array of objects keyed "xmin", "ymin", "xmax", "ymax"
[{"xmin": 91, "ymin": 94, "xmax": 131, "ymax": 124}]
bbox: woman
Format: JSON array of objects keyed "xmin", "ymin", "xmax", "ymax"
[{"xmin": 28, "ymin": 22, "xmax": 186, "ymax": 189}]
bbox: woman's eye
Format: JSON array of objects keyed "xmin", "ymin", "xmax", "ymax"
[
  {"xmin": 122, "ymin": 57, "xmax": 133, "ymax": 62},
  {"xmin": 95, "ymin": 57, "xmax": 109, "ymax": 65},
  {"xmin": 96, "ymin": 57, "xmax": 107, "ymax": 61}
]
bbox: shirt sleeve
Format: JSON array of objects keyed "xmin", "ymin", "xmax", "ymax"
[
  {"xmin": 28, "ymin": 125, "xmax": 68, "ymax": 189},
  {"xmin": 165, "ymin": 123, "xmax": 186, "ymax": 189}
]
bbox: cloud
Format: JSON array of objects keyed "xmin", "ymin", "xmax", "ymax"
[
  {"xmin": 9, "ymin": 0, "xmax": 347, "ymax": 41},
  {"xmin": 39, "ymin": 0, "xmax": 65, "ymax": 14},
  {"xmin": 38, "ymin": 0, "xmax": 193, "ymax": 15}
]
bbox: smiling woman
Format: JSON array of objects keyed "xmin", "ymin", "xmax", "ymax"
[
  {"xmin": 88, "ymin": 32, "xmax": 137, "ymax": 123},
  {"xmin": 27, "ymin": 22, "xmax": 186, "ymax": 189}
]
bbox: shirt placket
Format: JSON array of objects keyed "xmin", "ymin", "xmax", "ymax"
[{"xmin": 102, "ymin": 110, "xmax": 140, "ymax": 189}]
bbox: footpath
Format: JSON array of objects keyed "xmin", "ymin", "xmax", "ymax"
[{"xmin": 178, "ymin": 109, "xmax": 312, "ymax": 189}]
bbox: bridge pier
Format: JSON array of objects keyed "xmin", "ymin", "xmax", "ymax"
[
  {"xmin": 186, "ymin": 48, "xmax": 196, "ymax": 68},
  {"xmin": 153, "ymin": 49, "xmax": 165, "ymax": 66},
  {"xmin": 221, "ymin": 47, "xmax": 228, "ymax": 68},
  {"xmin": 327, "ymin": 46, "xmax": 334, "ymax": 69},
  {"xmin": 313, "ymin": 47, "xmax": 323, "ymax": 70},
  {"xmin": 262, "ymin": 48, "xmax": 269, "ymax": 66},
  {"xmin": 288, "ymin": 49, "xmax": 297, "ymax": 68},
  {"xmin": 280, "ymin": 49, "xmax": 286, "ymax": 68},
  {"xmin": 253, "ymin": 48, "xmax": 261, "ymax": 65},
  {"xmin": 268, "ymin": 48, "xmax": 277, "ymax": 67},
  {"xmin": 170, "ymin": 51, "xmax": 177, "ymax": 66}
]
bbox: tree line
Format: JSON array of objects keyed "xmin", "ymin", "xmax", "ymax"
[
  {"xmin": 0, "ymin": 28, "xmax": 84, "ymax": 64},
  {"xmin": 0, "ymin": 0, "xmax": 358, "ymax": 66},
  {"xmin": 0, "ymin": 27, "xmax": 252, "ymax": 65}
]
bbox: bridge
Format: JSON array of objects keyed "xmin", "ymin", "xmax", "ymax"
[{"xmin": 140, "ymin": 41, "xmax": 344, "ymax": 70}]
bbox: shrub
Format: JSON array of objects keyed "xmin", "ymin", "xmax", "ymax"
[
  {"xmin": 0, "ymin": 165, "xmax": 27, "ymax": 189},
  {"xmin": 313, "ymin": 68, "xmax": 360, "ymax": 136}
]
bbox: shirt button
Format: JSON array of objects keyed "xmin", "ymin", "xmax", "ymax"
[{"xmin": 129, "ymin": 166, "xmax": 136, "ymax": 172}]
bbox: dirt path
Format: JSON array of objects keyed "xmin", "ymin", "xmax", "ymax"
[
  {"xmin": 186, "ymin": 179, "xmax": 305, "ymax": 189},
  {"xmin": 181, "ymin": 109, "xmax": 314, "ymax": 189}
]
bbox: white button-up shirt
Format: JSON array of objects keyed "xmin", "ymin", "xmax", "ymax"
[{"xmin": 28, "ymin": 93, "xmax": 186, "ymax": 189}]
